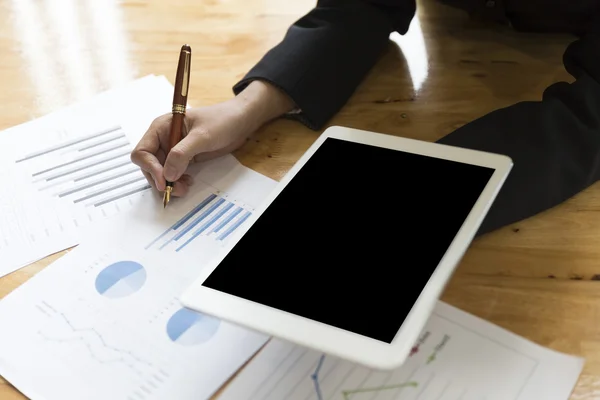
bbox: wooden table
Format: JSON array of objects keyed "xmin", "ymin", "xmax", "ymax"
[{"xmin": 1, "ymin": 0, "xmax": 599, "ymax": 398}]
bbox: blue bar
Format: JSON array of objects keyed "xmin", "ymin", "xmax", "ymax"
[
  {"xmin": 212, "ymin": 207, "xmax": 243, "ymax": 233},
  {"xmin": 175, "ymin": 239, "xmax": 192, "ymax": 252},
  {"xmin": 217, "ymin": 211, "xmax": 251, "ymax": 241},
  {"xmin": 158, "ymin": 235, "xmax": 175, "ymax": 250},
  {"xmin": 172, "ymin": 198, "xmax": 225, "ymax": 241},
  {"xmin": 175, "ymin": 203, "xmax": 234, "ymax": 252},
  {"xmin": 145, "ymin": 228, "xmax": 172, "ymax": 250},
  {"xmin": 173, "ymin": 193, "xmax": 217, "ymax": 230},
  {"xmin": 197, "ymin": 202, "xmax": 234, "ymax": 234},
  {"xmin": 144, "ymin": 193, "xmax": 217, "ymax": 249}
]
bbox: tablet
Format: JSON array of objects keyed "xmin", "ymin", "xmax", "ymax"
[{"xmin": 180, "ymin": 126, "xmax": 512, "ymax": 369}]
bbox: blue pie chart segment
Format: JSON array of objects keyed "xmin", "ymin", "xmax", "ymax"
[
  {"xmin": 95, "ymin": 261, "xmax": 146, "ymax": 298},
  {"xmin": 166, "ymin": 308, "xmax": 221, "ymax": 346}
]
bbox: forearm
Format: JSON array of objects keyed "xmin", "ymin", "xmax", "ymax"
[
  {"xmin": 231, "ymin": 80, "xmax": 296, "ymax": 133},
  {"xmin": 233, "ymin": 0, "xmax": 416, "ymax": 129}
]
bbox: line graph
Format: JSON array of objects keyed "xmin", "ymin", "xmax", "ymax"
[
  {"xmin": 311, "ymin": 354, "xmax": 326, "ymax": 400},
  {"xmin": 411, "ymin": 331, "xmax": 431, "ymax": 357},
  {"xmin": 34, "ymin": 300, "xmax": 169, "ymax": 399},
  {"xmin": 427, "ymin": 334, "xmax": 450, "ymax": 364},
  {"xmin": 11, "ymin": 231, "xmax": 274, "ymax": 400},
  {"xmin": 342, "ymin": 381, "xmax": 419, "ymax": 399},
  {"xmin": 217, "ymin": 304, "xmax": 548, "ymax": 400},
  {"xmin": 37, "ymin": 301, "xmax": 156, "ymax": 371},
  {"xmin": 310, "ymin": 353, "xmax": 419, "ymax": 400}
]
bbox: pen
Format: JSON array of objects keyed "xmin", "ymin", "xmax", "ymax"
[{"xmin": 163, "ymin": 44, "xmax": 192, "ymax": 208}]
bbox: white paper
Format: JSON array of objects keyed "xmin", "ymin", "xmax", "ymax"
[
  {"xmin": 0, "ymin": 75, "xmax": 175, "ymax": 277},
  {"xmin": 0, "ymin": 154, "xmax": 278, "ymax": 400},
  {"xmin": 218, "ymin": 302, "xmax": 584, "ymax": 400}
]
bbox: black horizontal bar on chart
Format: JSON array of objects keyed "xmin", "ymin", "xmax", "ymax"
[
  {"xmin": 15, "ymin": 126, "xmax": 122, "ymax": 163},
  {"xmin": 32, "ymin": 142, "xmax": 129, "ymax": 176},
  {"xmin": 78, "ymin": 133, "xmax": 127, "ymax": 152},
  {"xmin": 93, "ymin": 183, "xmax": 152, "ymax": 207},
  {"xmin": 44, "ymin": 150, "xmax": 130, "ymax": 181},
  {"xmin": 73, "ymin": 176, "xmax": 146, "ymax": 203},
  {"xmin": 58, "ymin": 167, "xmax": 140, "ymax": 197}
]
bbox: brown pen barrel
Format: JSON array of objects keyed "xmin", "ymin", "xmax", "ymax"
[
  {"xmin": 163, "ymin": 44, "xmax": 191, "ymax": 207},
  {"xmin": 168, "ymin": 113, "xmax": 185, "ymax": 152},
  {"xmin": 168, "ymin": 44, "xmax": 191, "ymax": 154}
]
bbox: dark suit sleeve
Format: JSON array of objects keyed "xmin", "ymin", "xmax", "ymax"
[
  {"xmin": 437, "ymin": 23, "xmax": 600, "ymax": 236},
  {"xmin": 232, "ymin": 0, "xmax": 416, "ymax": 129},
  {"xmin": 235, "ymin": 2, "xmax": 600, "ymax": 236}
]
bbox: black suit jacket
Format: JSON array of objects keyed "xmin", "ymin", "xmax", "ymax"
[{"xmin": 233, "ymin": 0, "xmax": 600, "ymax": 236}]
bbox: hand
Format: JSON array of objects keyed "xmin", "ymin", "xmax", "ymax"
[
  {"xmin": 131, "ymin": 101, "xmax": 249, "ymax": 197},
  {"xmin": 130, "ymin": 80, "xmax": 296, "ymax": 197}
]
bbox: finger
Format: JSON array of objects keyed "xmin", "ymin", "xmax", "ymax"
[
  {"xmin": 150, "ymin": 148, "xmax": 168, "ymax": 191},
  {"xmin": 156, "ymin": 147, "xmax": 167, "ymax": 165},
  {"xmin": 137, "ymin": 148, "xmax": 167, "ymax": 192},
  {"xmin": 141, "ymin": 170, "xmax": 157, "ymax": 190},
  {"xmin": 134, "ymin": 113, "xmax": 172, "ymax": 155},
  {"xmin": 144, "ymin": 170, "xmax": 191, "ymax": 197},
  {"xmin": 163, "ymin": 132, "xmax": 215, "ymax": 182},
  {"xmin": 131, "ymin": 114, "xmax": 172, "ymax": 189},
  {"xmin": 131, "ymin": 151, "xmax": 165, "ymax": 190}
]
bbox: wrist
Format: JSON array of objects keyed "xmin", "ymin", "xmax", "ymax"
[{"xmin": 232, "ymin": 80, "xmax": 296, "ymax": 130}]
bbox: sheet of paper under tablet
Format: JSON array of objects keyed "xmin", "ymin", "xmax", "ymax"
[
  {"xmin": 0, "ymin": 154, "xmax": 277, "ymax": 400},
  {"xmin": 0, "ymin": 75, "xmax": 174, "ymax": 277},
  {"xmin": 218, "ymin": 302, "xmax": 584, "ymax": 400}
]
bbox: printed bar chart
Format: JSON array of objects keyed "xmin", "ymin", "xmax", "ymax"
[
  {"xmin": 145, "ymin": 192, "xmax": 253, "ymax": 252},
  {"xmin": 18, "ymin": 125, "xmax": 152, "ymax": 209},
  {"xmin": 0, "ymin": 75, "xmax": 201, "ymax": 279}
]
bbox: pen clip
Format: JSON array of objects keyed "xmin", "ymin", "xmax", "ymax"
[{"xmin": 181, "ymin": 51, "xmax": 190, "ymax": 97}]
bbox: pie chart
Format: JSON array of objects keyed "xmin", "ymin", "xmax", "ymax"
[
  {"xmin": 94, "ymin": 260, "xmax": 147, "ymax": 298},
  {"xmin": 166, "ymin": 307, "xmax": 221, "ymax": 346}
]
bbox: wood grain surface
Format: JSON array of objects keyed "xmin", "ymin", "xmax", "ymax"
[{"xmin": 0, "ymin": 0, "xmax": 598, "ymax": 398}]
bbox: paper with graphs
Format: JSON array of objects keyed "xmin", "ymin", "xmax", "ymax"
[
  {"xmin": 0, "ymin": 74, "xmax": 173, "ymax": 277},
  {"xmin": 218, "ymin": 302, "xmax": 584, "ymax": 400},
  {"xmin": 0, "ymin": 153, "xmax": 277, "ymax": 400}
]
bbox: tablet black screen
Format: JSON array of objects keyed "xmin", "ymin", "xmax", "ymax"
[{"xmin": 202, "ymin": 137, "xmax": 495, "ymax": 343}]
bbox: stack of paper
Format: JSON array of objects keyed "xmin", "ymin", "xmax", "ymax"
[
  {"xmin": 0, "ymin": 150, "xmax": 277, "ymax": 400},
  {"xmin": 0, "ymin": 75, "xmax": 586, "ymax": 400},
  {"xmin": 0, "ymin": 75, "xmax": 280, "ymax": 399}
]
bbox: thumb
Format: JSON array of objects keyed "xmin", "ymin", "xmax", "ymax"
[{"xmin": 163, "ymin": 132, "xmax": 213, "ymax": 182}]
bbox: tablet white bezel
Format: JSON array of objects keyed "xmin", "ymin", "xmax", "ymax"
[{"xmin": 180, "ymin": 125, "xmax": 512, "ymax": 369}]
